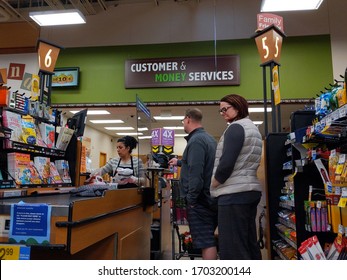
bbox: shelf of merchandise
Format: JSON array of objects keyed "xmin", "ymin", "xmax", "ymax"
[
  {"xmin": 5, "ymin": 141, "xmax": 66, "ymax": 157},
  {"xmin": 266, "ymin": 132, "xmax": 297, "ymax": 259}
]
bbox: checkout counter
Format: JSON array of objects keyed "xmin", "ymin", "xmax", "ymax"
[{"xmin": 0, "ymin": 188, "xmax": 153, "ymax": 260}]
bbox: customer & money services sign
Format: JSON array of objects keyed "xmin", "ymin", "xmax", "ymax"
[{"xmin": 125, "ymin": 55, "xmax": 240, "ymax": 88}]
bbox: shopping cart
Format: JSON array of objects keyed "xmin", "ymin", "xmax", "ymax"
[{"xmin": 171, "ymin": 179, "xmax": 202, "ymax": 260}]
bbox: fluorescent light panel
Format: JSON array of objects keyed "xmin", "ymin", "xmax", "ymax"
[
  {"xmin": 138, "ymin": 136, "xmax": 152, "ymax": 139},
  {"xmin": 261, "ymin": 0, "xmax": 323, "ymax": 12},
  {"xmin": 153, "ymin": 116, "xmax": 185, "ymax": 120},
  {"xmin": 104, "ymin": 127, "xmax": 134, "ymax": 130},
  {"xmin": 253, "ymin": 121, "xmax": 264, "ymax": 125},
  {"xmin": 70, "ymin": 110, "xmax": 110, "ymax": 115},
  {"xmin": 249, "ymin": 107, "xmax": 272, "ymax": 113},
  {"xmin": 175, "ymin": 134, "xmax": 188, "ymax": 137},
  {"xmin": 116, "ymin": 132, "xmax": 143, "ymax": 136},
  {"xmin": 29, "ymin": 9, "xmax": 86, "ymax": 26},
  {"xmin": 89, "ymin": 120, "xmax": 124, "ymax": 124},
  {"xmin": 163, "ymin": 126, "xmax": 184, "ymax": 130}
]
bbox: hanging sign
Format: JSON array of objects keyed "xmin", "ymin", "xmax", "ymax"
[
  {"xmin": 257, "ymin": 13, "xmax": 284, "ymax": 32},
  {"xmin": 254, "ymin": 25, "xmax": 285, "ymax": 65},
  {"xmin": 125, "ymin": 55, "xmax": 240, "ymax": 88},
  {"xmin": 37, "ymin": 40, "xmax": 62, "ymax": 74},
  {"xmin": 151, "ymin": 128, "xmax": 174, "ymax": 146}
]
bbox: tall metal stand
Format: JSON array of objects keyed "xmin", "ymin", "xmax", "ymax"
[{"xmin": 261, "ymin": 61, "xmax": 281, "ymax": 135}]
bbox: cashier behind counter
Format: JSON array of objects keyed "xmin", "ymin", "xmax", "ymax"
[{"xmin": 90, "ymin": 136, "xmax": 145, "ymax": 188}]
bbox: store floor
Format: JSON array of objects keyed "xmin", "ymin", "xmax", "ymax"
[{"xmin": 158, "ymin": 224, "xmax": 268, "ymax": 260}]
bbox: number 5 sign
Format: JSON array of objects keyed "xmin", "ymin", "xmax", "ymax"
[
  {"xmin": 37, "ymin": 40, "xmax": 62, "ymax": 74},
  {"xmin": 254, "ymin": 25, "xmax": 285, "ymax": 65}
]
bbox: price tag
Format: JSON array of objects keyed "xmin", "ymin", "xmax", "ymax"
[
  {"xmin": 0, "ymin": 244, "xmax": 30, "ymax": 260},
  {"xmin": 339, "ymin": 105, "xmax": 346, "ymax": 118}
]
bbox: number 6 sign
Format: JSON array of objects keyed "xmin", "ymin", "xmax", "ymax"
[
  {"xmin": 254, "ymin": 25, "xmax": 285, "ymax": 65},
  {"xmin": 37, "ymin": 40, "xmax": 62, "ymax": 74}
]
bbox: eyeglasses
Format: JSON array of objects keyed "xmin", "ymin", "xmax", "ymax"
[
  {"xmin": 219, "ymin": 106, "xmax": 232, "ymax": 114},
  {"xmin": 181, "ymin": 116, "xmax": 188, "ymax": 124}
]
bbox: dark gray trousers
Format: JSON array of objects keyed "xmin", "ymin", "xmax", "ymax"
[{"xmin": 218, "ymin": 198, "xmax": 262, "ymax": 260}]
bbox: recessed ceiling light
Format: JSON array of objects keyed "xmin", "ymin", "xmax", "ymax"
[
  {"xmin": 89, "ymin": 120, "xmax": 124, "ymax": 124},
  {"xmin": 163, "ymin": 126, "xmax": 184, "ymax": 130},
  {"xmin": 138, "ymin": 136, "xmax": 152, "ymax": 139},
  {"xmin": 138, "ymin": 127, "xmax": 148, "ymax": 131},
  {"xmin": 116, "ymin": 132, "xmax": 143, "ymax": 136},
  {"xmin": 249, "ymin": 107, "xmax": 272, "ymax": 113},
  {"xmin": 29, "ymin": 9, "xmax": 86, "ymax": 26},
  {"xmin": 253, "ymin": 121, "xmax": 264, "ymax": 125},
  {"xmin": 261, "ymin": 0, "xmax": 323, "ymax": 12},
  {"xmin": 153, "ymin": 116, "xmax": 185, "ymax": 120},
  {"xmin": 104, "ymin": 127, "xmax": 134, "ymax": 130},
  {"xmin": 175, "ymin": 134, "xmax": 188, "ymax": 137},
  {"xmin": 70, "ymin": 110, "xmax": 110, "ymax": 115}
]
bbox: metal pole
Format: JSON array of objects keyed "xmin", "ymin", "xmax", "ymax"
[
  {"xmin": 277, "ymin": 104, "xmax": 281, "ymax": 132},
  {"xmin": 269, "ymin": 62, "xmax": 276, "ymax": 132},
  {"xmin": 277, "ymin": 66, "xmax": 282, "ymax": 132},
  {"xmin": 262, "ymin": 66, "xmax": 268, "ymax": 136}
]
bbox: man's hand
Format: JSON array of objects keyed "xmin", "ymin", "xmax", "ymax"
[{"xmin": 168, "ymin": 157, "xmax": 178, "ymax": 166}]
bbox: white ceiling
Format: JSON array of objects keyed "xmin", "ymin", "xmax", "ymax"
[{"xmin": 1, "ymin": 0, "xmax": 336, "ymax": 47}]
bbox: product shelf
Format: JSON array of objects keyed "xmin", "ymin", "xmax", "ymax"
[
  {"xmin": 4, "ymin": 141, "xmax": 65, "ymax": 157},
  {"xmin": 278, "ymin": 217, "xmax": 296, "ymax": 230},
  {"xmin": 279, "ymin": 200, "xmax": 295, "ymax": 210},
  {"xmin": 278, "ymin": 231, "xmax": 297, "ymax": 249}
]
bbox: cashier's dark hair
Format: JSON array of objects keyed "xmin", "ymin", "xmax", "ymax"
[
  {"xmin": 220, "ymin": 94, "xmax": 249, "ymax": 121},
  {"xmin": 118, "ymin": 136, "xmax": 138, "ymax": 153}
]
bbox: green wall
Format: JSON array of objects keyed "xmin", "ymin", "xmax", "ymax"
[{"xmin": 52, "ymin": 35, "xmax": 333, "ymax": 105}]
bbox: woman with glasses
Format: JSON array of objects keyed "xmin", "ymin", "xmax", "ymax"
[{"xmin": 210, "ymin": 94, "xmax": 263, "ymax": 260}]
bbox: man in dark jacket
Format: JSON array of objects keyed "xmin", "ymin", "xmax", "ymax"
[{"xmin": 169, "ymin": 108, "xmax": 218, "ymax": 259}]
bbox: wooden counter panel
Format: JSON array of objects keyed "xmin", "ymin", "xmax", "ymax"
[
  {"xmin": 70, "ymin": 189, "xmax": 142, "ymax": 221},
  {"xmin": 118, "ymin": 226, "xmax": 151, "ymax": 260},
  {"xmin": 50, "ymin": 216, "xmax": 68, "ymax": 245},
  {"xmin": 69, "ymin": 206, "xmax": 151, "ymax": 258}
]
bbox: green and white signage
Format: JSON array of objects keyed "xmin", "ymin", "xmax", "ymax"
[{"xmin": 125, "ymin": 55, "xmax": 240, "ymax": 88}]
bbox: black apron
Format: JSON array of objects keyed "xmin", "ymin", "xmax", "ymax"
[{"xmin": 116, "ymin": 156, "xmax": 138, "ymax": 189}]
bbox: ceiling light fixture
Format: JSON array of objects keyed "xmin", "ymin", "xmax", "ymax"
[
  {"xmin": 116, "ymin": 132, "xmax": 143, "ymax": 136},
  {"xmin": 70, "ymin": 110, "xmax": 110, "ymax": 115},
  {"xmin": 153, "ymin": 116, "xmax": 185, "ymax": 120},
  {"xmin": 253, "ymin": 121, "xmax": 264, "ymax": 125},
  {"xmin": 163, "ymin": 126, "xmax": 184, "ymax": 130},
  {"xmin": 261, "ymin": 0, "xmax": 323, "ymax": 12},
  {"xmin": 104, "ymin": 127, "xmax": 134, "ymax": 130},
  {"xmin": 249, "ymin": 107, "xmax": 272, "ymax": 113},
  {"xmin": 29, "ymin": 9, "xmax": 86, "ymax": 26},
  {"xmin": 89, "ymin": 120, "xmax": 124, "ymax": 124}
]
